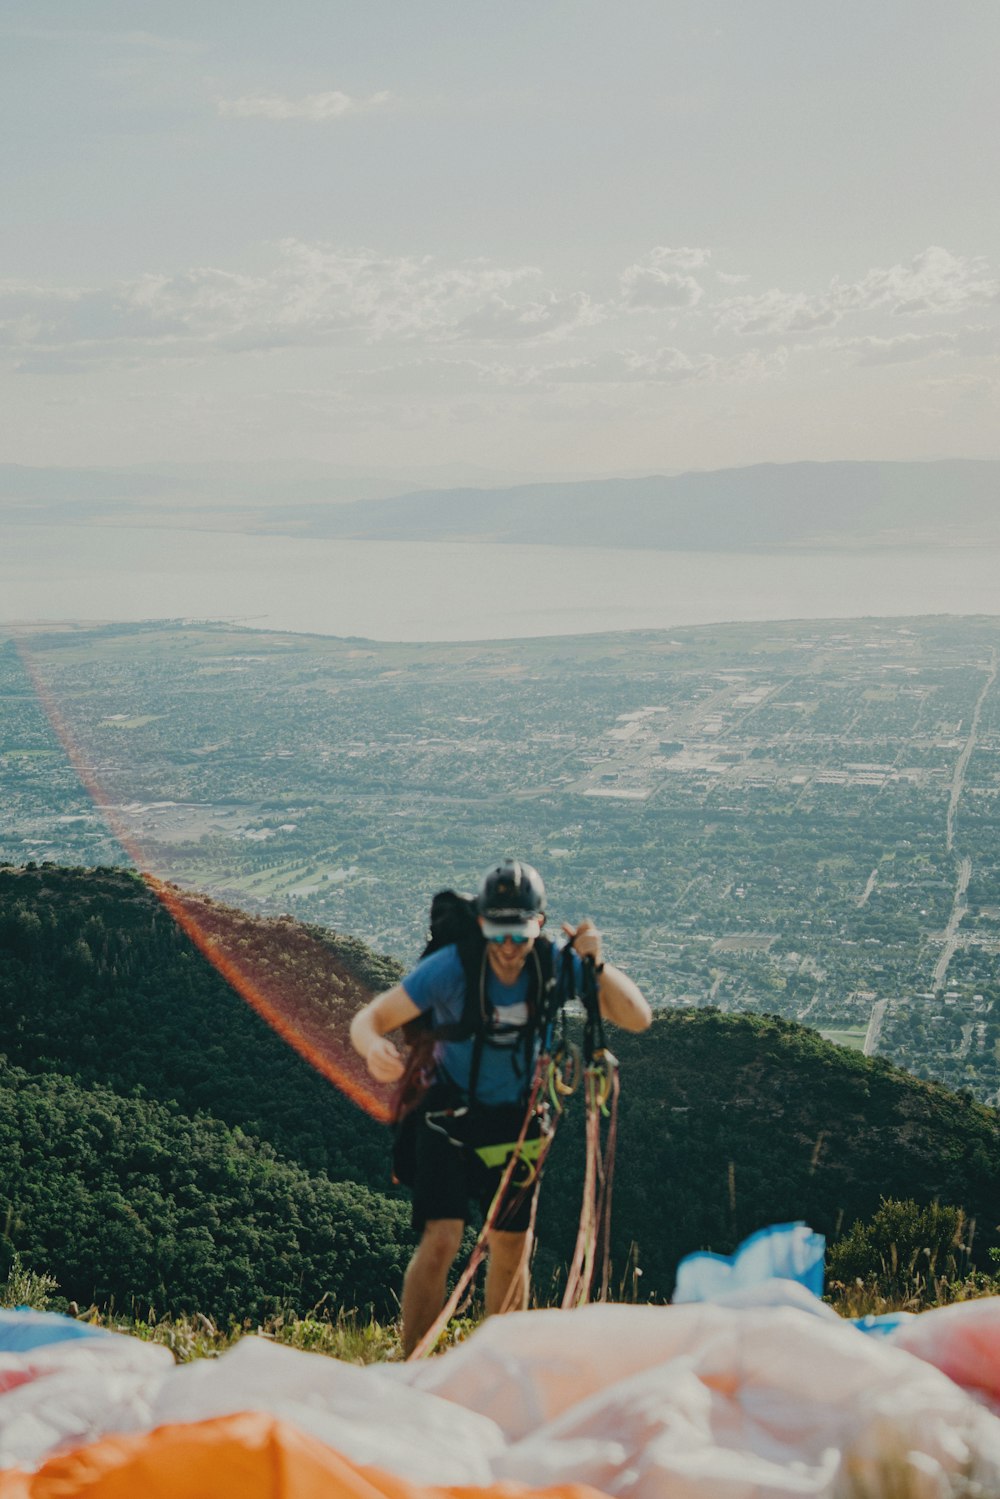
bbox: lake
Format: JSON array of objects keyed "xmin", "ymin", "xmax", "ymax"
[{"xmin": 3, "ymin": 523, "xmax": 999, "ymax": 641}]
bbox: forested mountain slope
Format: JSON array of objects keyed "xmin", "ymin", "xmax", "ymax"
[
  {"xmin": 537, "ymin": 1010, "xmax": 1000, "ymax": 1294},
  {"xmin": 0, "ymin": 864, "xmax": 399, "ymax": 1181},
  {"xmin": 0, "ymin": 1057, "xmax": 411, "ymax": 1319},
  {"xmin": 2, "ymin": 865, "xmax": 998, "ymax": 1315}
]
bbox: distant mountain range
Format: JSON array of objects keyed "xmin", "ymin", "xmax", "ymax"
[
  {"xmin": 297, "ymin": 459, "xmax": 1000, "ymax": 551},
  {"xmin": 3, "ymin": 458, "xmax": 999, "ymax": 551},
  {"xmin": 0, "ymin": 458, "xmax": 623, "ymax": 517}
]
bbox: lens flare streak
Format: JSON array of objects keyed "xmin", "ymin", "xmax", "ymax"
[{"xmin": 15, "ymin": 637, "xmax": 393, "ymax": 1124}]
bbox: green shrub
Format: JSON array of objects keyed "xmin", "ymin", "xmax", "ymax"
[
  {"xmin": 1, "ymin": 1251, "xmax": 58, "ymax": 1311},
  {"xmin": 826, "ymin": 1197, "xmax": 994, "ymax": 1309}
]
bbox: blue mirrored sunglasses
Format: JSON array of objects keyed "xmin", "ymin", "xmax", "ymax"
[{"xmin": 485, "ymin": 930, "xmax": 532, "ymax": 944}]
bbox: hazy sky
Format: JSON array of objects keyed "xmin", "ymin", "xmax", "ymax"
[{"xmin": 3, "ymin": 1, "xmax": 999, "ymax": 482}]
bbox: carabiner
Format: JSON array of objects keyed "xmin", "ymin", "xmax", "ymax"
[
  {"xmin": 548, "ymin": 1042, "xmax": 581, "ymax": 1107},
  {"xmin": 585, "ymin": 1050, "xmax": 618, "ymax": 1115}
]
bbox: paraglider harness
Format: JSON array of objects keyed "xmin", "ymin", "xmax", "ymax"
[
  {"xmin": 391, "ymin": 890, "xmax": 558, "ymax": 1186},
  {"xmin": 395, "ymin": 890, "xmax": 620, "ymax": 1360}
]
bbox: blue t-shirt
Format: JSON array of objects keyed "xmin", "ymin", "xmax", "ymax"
[{"xmin": 402, "ymin": 942, "xmax": 583, "ymax": 1106}]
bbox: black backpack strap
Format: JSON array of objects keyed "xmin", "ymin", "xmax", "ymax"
[
  {"xmin": 466, "ymin": 938, "xmax": 551, "ymax": 1105},
  {"xmin": 534, "ymin": 935, "xmax": 558, "ymax": 1036},
  {"xmin": 464, "ymin": 943, "xmax": 490, "ymax": 1104},
  {"xmin": 481, "ymin": 937, "xmax": 556, "ymax": 1102}
]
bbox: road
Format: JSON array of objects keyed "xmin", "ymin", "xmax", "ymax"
[
  {"xmin": 946, "ymin": 654, "xmax": 997, "ymax": 853},
  {"xmin": 933, "ymin": 855, "xmax": 972, "ymax": 992},
  {"xmin": 933, "ymin": 651, "xmax": 994, "ymax": 990},
  {"xmin": 863, "ymin": 999, "xmax": 888, "ymax": 1057}
]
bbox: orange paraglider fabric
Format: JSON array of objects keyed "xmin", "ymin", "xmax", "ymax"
[{"xmin": 0, "ymin": 1411, "xmax": 612, "ymax": 1499}]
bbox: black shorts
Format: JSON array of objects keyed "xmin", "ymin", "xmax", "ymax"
[{"xmin": 404, "ymin": 1088, "xmax": 542, "ymax": 1236}]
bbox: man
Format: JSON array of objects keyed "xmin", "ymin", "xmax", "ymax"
[{"xmin": 350, "ymin": 858, "xmax": 652, "ymax": 1356}]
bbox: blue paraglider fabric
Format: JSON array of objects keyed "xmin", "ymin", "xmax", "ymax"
[
  {"xmin": 0, "ymin": 1308, "xmax": 111, "ymax": 1352},
  {"xmin": 672, "ymin": 1221, "xmax": 826, "ymax": 1303}
]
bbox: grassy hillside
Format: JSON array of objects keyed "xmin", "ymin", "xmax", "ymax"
[{"xmin": 2, "ymin": 864, "xmax": 998, "ymax": 1315}]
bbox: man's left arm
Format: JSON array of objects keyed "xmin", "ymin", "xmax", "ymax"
[{"xmin": 562, "ymin": 918, "xmax": 652, "ymax": 1032}]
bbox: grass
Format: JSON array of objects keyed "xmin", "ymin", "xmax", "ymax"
[
  {"xmin": 98, "ymin": 716, "xmax": 162, "ymax": 730},
  {"xmin": 195, "ymin": 858, "xmax": 321, "ymax": 898},
  {"xmin": 818, "ymin": 1026, "xmax": 869, "ymax": 1051},
  {"xmin": 66, "ymin": 1307, "xmax": 487, "ymax": 1364},
  {"xmin": 8, "ymin": 1272, "xmax": 999, "ymax": 1368},
  {"xmin": 0, "ymin": 1251, "xmax": 402, "ymax": 1362},
  {"xmin": 0, "ymin": 1254, "xmax": 488, "ymax": 1363},
  {"xmin": 124, "ymin": 1308, "xmax": 406, "ymax": 1364},
  {"xmin": 8, "ymin": 1277, "xmax": 999, "ymax": 1367},
  {"xmin": 5, "ymin": 1211, "xmax": 1000, "ymax": 1367},
  {"xmin": 826, "ymin": 1271, "xmax": 1000, "ymax": 1320}
]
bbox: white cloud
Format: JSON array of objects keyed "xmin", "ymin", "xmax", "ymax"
[
  {"xmin": 444, "ymin": 292, "xmax": 602, "ymax": 344},
  {"xmin": 830, "ymin": 332, "xmax": 959, "ymax": 366},
  {"xmin": 841, "ymin": 246, "xmax": 998, "ymax": 318},
  {"xmin": 0, "ymin": 244, "xmax": 590, "ymax": 365},
  {"xmin": 831, "ymin": 323, "xmax": 1000, "ymax": 367},
  {"xmin": 218, "ymin": 90, "xmax": 390, "ymax": 121},
  {"xmin": 617, "ymin": 344, "xmax": 788, "ymax": 386},
  {"xmin": 718, "ymin": 247, "xmax": 1000, "ymax": 338},
  {"xmin": 619, "ymin": 266, "xmax": 703, "ymax": 312},
  {"xmin": 5, "ymin": 238, "xmax": 994, "ymax": 408},
  {"xmin": 454, "ymin": 344, "xmax": 787, "ymax": 391},
  {"xmin": 620, "ymin": 347, "xmax": 701, "ymax": 381},
  {"xmin": 717, "ymin": 288, "xmax": 839, "ymax": 336},
  {"xmin": 618, "ymin": 248, "xmax": 709, "ymax": 312},
  {"xmin": 646, "ymin": 246, "xmax": 712, "ymax": 271},
  {"xmin": 441, "ymin": 358, "xmax": 557, "ymax": 388},
  {"xmin": 433, "ymin": 351, "xmax": 698, "ymax": 390}
]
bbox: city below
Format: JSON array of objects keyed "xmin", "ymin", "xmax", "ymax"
[{"xmin": 5, "ymin": 612, "xmax": 1000, "ymax": 1105}]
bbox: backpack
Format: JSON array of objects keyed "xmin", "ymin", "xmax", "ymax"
[{"xmin": 391, "ymin": 888, "xmax": 557, "ymax": 1125}]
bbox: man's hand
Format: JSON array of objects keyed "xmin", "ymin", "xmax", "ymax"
[
  {"xmin": 350, "ymin": 984, "xmax": 422, "ymax": 1081},
  {"xmin": 365, "ymin": 1036, "xmax": 406, "ymax": 1083},
  {"xmin": 563, "ymin": 919, "xmax": 652, "ymax": 1032},
  {"xmin": 563, "ymin": 917, "xmax": 603, "ymax": 967}
]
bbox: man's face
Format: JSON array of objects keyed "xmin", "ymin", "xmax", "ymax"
[{"xmin": 479, "ymin": 917, "xmax": 539, "ymax": 981}]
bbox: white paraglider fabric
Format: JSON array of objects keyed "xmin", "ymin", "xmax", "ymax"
[{"xmin": 4, "ymin": 1297, "xmax": 1000, "ymax": 1498}]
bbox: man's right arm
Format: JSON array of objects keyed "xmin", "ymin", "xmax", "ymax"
[{"xmin": 350, "ymin": 985, "xmax": 421, "ymax": 1083}]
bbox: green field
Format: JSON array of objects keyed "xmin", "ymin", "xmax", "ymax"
[{"xmin": 818, "ymin": 1027, "xmax": 868, "ymax": 1052}]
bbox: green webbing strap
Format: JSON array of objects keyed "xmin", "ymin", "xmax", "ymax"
[{"xmin": 474, "ymin": 1135, "xmax": 547, "ymax": 1169}]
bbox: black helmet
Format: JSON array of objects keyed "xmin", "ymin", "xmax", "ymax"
[{"xmin": 477, "ymin": 859, "xmax": 546, "ymax": 934}]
